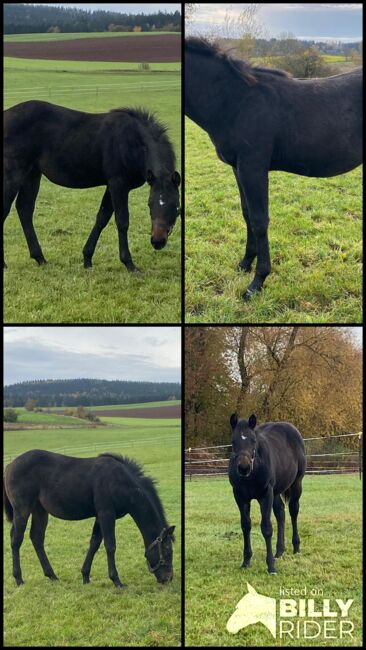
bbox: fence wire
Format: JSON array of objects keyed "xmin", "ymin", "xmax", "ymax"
[{"xmin": 185, "ymin": 432, "xmax": 362, "ymax": 480}]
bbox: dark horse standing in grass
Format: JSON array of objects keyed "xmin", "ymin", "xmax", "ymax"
[
  {"xmin": 185, "ymin": 38, "xmax": 362, "ymax": 299},
  {"xmin": 3, "ymin": 101, "xmax": 181, "ymax": 270},
  {"xmin": 229, "ymin": 414, "xmax": 306, "ymax": 574},
  {"xmin": 4, "ymin": 450, "xmax": 175, "ymax": 588}
]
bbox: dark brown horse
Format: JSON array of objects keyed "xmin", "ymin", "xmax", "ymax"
[
  {"xmin": 185, "ymin": 38, "xmax": 362, "ymax": 299},
  {"xmin": 4, "ymin": 450, "xmax": 175, "ymax": 588},
  {"xmin": 4, "ymin": 101, "xmax": 181, "ymax": 270},
  {"xmin": 229, "ymin": 414, "xmax": 306, "ymax": 574}
]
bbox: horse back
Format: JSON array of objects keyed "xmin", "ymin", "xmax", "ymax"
[{"xmin": 257, "ymin": 422, "xmax": 306, "ymax": 486}]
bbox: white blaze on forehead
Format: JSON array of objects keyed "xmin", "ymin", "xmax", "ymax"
[
  {"xmin": 159, "ymin": 194, "xmax": 165, "ymax": 206},
  {"xmin": 241, "ymin": 435, "xmax": 247, "ymax": 440}
]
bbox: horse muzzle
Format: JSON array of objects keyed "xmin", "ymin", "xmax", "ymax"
[
  {"xmin": 159, "ymin": 571, "xmax": 173, "ymax": 584},
  {"xmin": 151, "ymin": 236, "xmax": 167, "ymax": 250}
]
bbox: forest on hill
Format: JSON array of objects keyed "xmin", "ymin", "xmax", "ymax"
[
  {"xmin": 4, "ymin": 4, "xmax": 181, "ymax": 34},
  {"xmin": 4, "ymin": 378, "xmax": 181, "ymax": 407}
]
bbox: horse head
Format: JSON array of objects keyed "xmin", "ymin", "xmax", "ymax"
[
  {"xmin": 147, "ymin": 170, "xmax": 181, "ymax": 250},
  {"xmin": 230, "ymin": 413, "xmax": 258, "ymax": 478},
  {"xmin": 145, "ymin": 524, "xmax": 176, "ymax": 584}
]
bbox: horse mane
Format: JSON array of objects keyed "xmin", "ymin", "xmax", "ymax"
[
  {"xmin": 186, "ymin": 37, "xmax": 291, "ymax": 85},
  {"xmin": 99, "ymin": 453, "xmax": 169, "ymax": 529},
  {"xmin": 110, "ymin": 107, "xmax": 176, "ymax": 174}
]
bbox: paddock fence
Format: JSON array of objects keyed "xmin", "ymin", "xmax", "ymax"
[
  {"xmin": 3, "ymin": 432, "xmax": 180, "ymax": 467},
  {"xmin": 185, "ymin": 432, "xmax": 363, "ymax": 480},
  {"xmin": 4, "ymin": 78, "xmax": 180, "ymax": 103}
]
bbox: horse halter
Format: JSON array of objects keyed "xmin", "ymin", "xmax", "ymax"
[{"xmin": 145, "ymin": 528, "xmax": 171, "ymax": 573}]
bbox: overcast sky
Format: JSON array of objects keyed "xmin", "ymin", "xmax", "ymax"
[
  {"xmin": 43, "ymin": 3, "xmax": 181, "ymax": 13},
  {"xmin": 188, "ymin": 3, "xmax": 363, "ymax": 42},
  {"xmin": 4, "ymin": 327, "xmax": 181, "ymax": 386}
]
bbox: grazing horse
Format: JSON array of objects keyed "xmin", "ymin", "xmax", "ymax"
[
  {"xmin": 185, "ymin": 38, "xmax": 362, "ymax": 299},
  {"xmin": 3, "ymin": 101, "xmax": 181, "ymax": 270},
  {"xmin": 228, "ymin": 414, "xmax": 306, "ymax": 574},
  {"xmin": 4, "ymin": 450, "xmax": 175, "ymax": 588}
]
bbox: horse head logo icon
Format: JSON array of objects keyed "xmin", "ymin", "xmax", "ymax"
[{"xmin": 227, "ymin": 583, "xmax": 276, "ymax": 637}]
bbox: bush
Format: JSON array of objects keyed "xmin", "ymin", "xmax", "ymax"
[{"xmin": 4, "ymin": 408, "xmax": 18, "ymax": 423}]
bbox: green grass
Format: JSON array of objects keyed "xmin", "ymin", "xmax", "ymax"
[
  {"xmin": 185, "ymin": 474, "xmax": 362, "ymax": 646},
  {"xmin": 4, "ymin": 419, "xmax": 181, "ymax": 646},
  {"xmin": 12, "ymin": 410, "xmax": 85, "ymax": 426},
  {"xmin": 185, "ymin": 119, "xmax": 362, "ymax": 323},
  {"xmin": 4, "ymin": 57, "xmax": 181, "ymax": 324},
  {"xmin": 4, "ymin": 31, "xmax": 179, "ymax": 43},
  {"xmin": 4, "ymin": 56, "xmax": 180, "ymax": 73}
]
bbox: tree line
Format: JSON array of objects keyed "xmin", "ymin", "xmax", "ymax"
[
  {"xmin": 185, "ymin": 327, "xmax": 362, "ymax": 446},
  {"xmin": 4, "ymin": 4, "xmax": 181, "ymax": 34},
  {"xmin": 4, "ymin": 378, "xmax": 181, "ymax": 407}
]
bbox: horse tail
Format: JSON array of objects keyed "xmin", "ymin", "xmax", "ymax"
[{"xmin": 3, "ymin": 480, "xmax": 13, "ymax": 522}]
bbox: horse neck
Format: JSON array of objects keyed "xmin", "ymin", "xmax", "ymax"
[
  {"xmin": 140, "ymin": 123, "xmax": 174, "ymax": 180},
  {"xmin": 128, "ymin": 489, "xmax": 165, "ymax": 548},
  {"xmin": 185, "ymin": 53, "xmax": 236, "ymax": 134}
]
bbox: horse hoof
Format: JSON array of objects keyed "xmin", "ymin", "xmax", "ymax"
[
  {"xmin": 269, "ymin": 571, "xmax": 277, "ymax": 575},
  {"xmin": 243, "ymin": 287, "xmax": 261, "ymax": 301},
  {"xmin": 238, "ymin": 263, "xmax": 252, "ymax": 273},
  {"xmin": 47, "ymin": 574, "xmax": 59, "ymax": 581},
  {"xmin": 83, "ymin": 261, "xmax": 92, "ymax": 269},
  {"xmin": 116, "ymin": 583, "xmax": 127, "ymax": 590}
]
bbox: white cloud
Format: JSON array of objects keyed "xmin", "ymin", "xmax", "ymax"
[{"xmin": 4, "ymin": 327, "xmax": 181, "ymax": 385}]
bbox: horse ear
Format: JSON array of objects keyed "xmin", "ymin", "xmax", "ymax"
[
  {"xmin": 248, "ymin": 414, "xmax": 257, "ymax": 429},
  {"xmin": 171, "ymin": 171, "xmax": 181, "ymax": 187},
  {"xmin": 165, "ymin": 525, "xmax": 175, "ymax": 541},
  {"xmin": 166, "ymin": 525, "xmax": 175, "ymax": 536},
  {"xmin": 146, "ymin": 169, "xmax": 155, "ymax": 185},
  {"xmin": 230, "ymin": 413, "xmax": 238, "ymax": 429}
]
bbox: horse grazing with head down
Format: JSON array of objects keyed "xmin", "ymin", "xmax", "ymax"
[
  {"xmin": 4, "ymin": 101, "xmax": 181, "ymax": 271},
  {"xmin": 4, "ymin": 450, "xmax": 175, "ymax": 589}
]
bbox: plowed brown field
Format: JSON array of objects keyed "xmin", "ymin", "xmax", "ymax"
[
  {"xmin": 96, "ymin": 405, "xmax": 181, "ymax": 418},
  {"xmin": 4, "ymin": 34, "xmax": 181, "ymax": 62}
]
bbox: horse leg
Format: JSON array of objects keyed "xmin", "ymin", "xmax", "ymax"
[
  {"xmin": 258, "ymin": 487, "xmax": 276, "ymax": 574},
  {"xmin": 98, "ymin": 510, "xmax": 126, "ymax": 589},
  {"xmin": 233, "ymin": 169, "xmax": 257, "ymax": 272},
  {"xmin": 10, "ymin": 510, "xmax": 30, "ymax": 586},
  {"xmin": 30, "ymin": 502, "xmax": 58, "ymax": 580},
  {"xmin": 236, "ymin": 160, "xmax": 271, "ymax": 300},
  {"xmin": 81, "ymin": 519, "xmax": 102, "ymax": 584},
  {"xmin": 108, "ymin": 178, "xmax": 137, "ymax": 272},
  {"xmin": 15, "ymin": 168, "xmax": 46, "ymax": 265},
  {"xmin": 83, "ymin": 189, "xmax": 114, "ymax": 268},
  {"xmin": 3, "ymin": 176, "xmax": 21, "ymax": 268},
  {"xmin": 289, "ymin": 479, "xmax": 302, "ymax": 554},
  {"xmin": 233, "ymin": 490, "xmax": 252, "ymax": 568},
  {"xmin": 273, "ymin": 494, "xmax": 286, "ymax": 559}
]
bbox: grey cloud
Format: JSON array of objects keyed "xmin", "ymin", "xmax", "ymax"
[{"xmin": 4, "ymin": 340, "xmax": 180, "ymax": 386}]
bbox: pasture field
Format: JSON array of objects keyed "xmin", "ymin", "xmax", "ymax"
[
  {"xmin": 7, "ymin": 409, "xmax": 86, "ymax": 426},
  {"xmin": 4, "ymin": 414, "xmax": 181, "ymax": 647},
  {"xmin": 4, "ymin": 53, "xmax": 181, "ymax": 324},
  {"xmin": 185, "ymin": 474, "xmax": 362, "ymax": 647},
  {"xmin": 4, "ymin": 31, "xmax": 178, "ymax": 43},
  {"xmin": 185, "ymin": 119, "xmax": 362, "ymax": 324}
]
